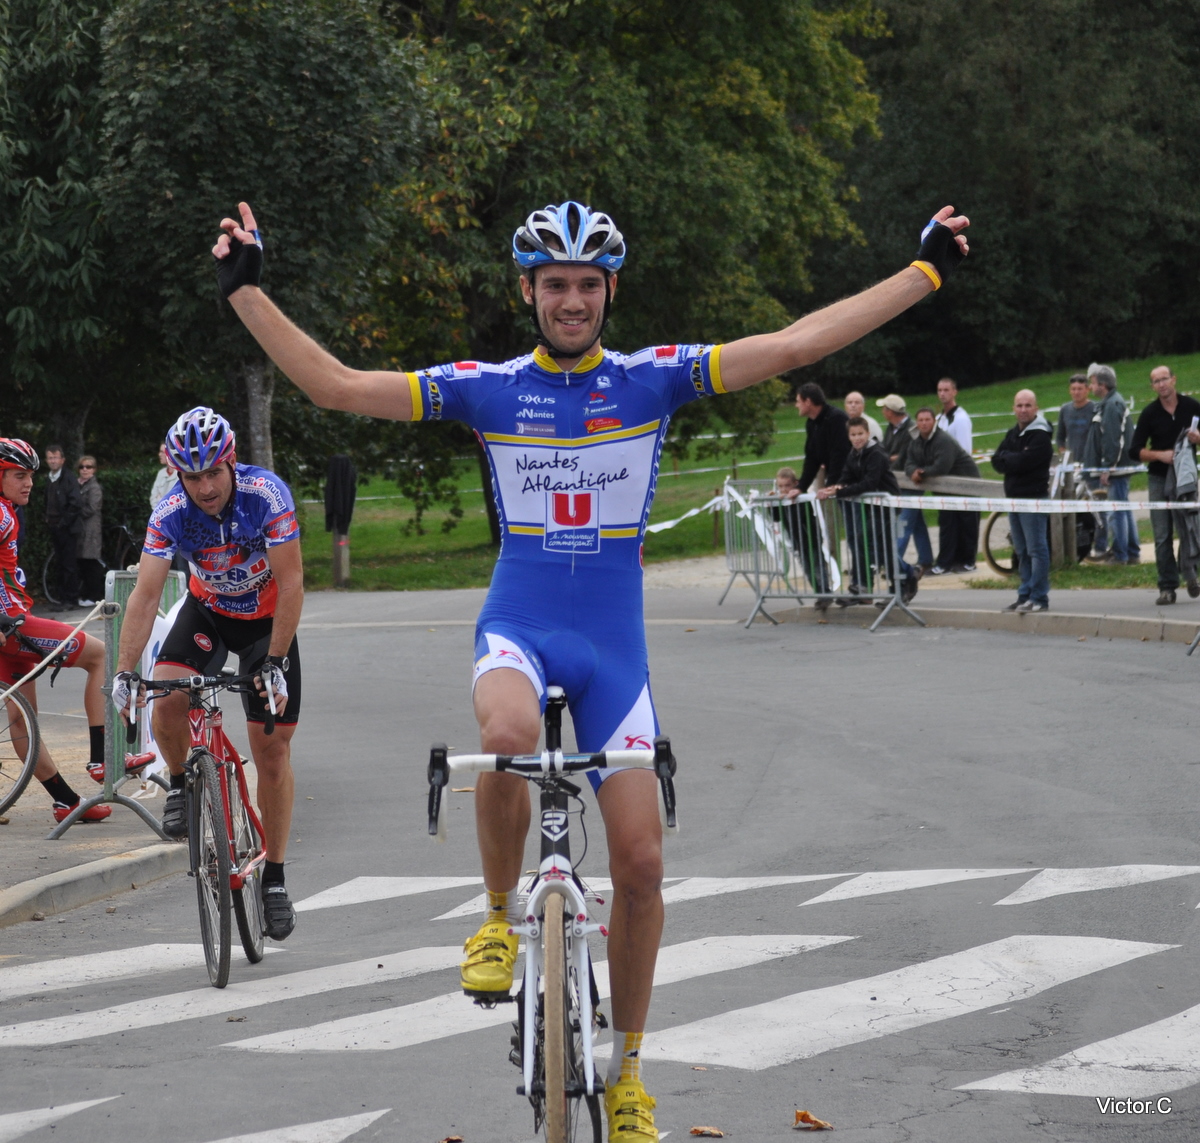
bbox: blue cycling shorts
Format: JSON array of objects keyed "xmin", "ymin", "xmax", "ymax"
[{"xmin": 471, "ymin": 560, "xmax": 659, "ymax": 792}]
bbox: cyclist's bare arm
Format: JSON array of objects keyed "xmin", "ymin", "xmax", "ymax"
[
  {"xmin": 265, "ymin": 539, "xmax": 303, "ymax": 659},
  {"xmin": 215, "ymin": 204, "xmax": 412, "ymax": 421},
  {"xmin": 115, "ymin": 553, "xmax": 172, "ymax": 682},
  {"xmin": 719, "ymin": 205, "xmax": 969, "ymax": 393}
]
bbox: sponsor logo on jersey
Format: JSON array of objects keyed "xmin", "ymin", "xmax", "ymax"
[
  {"xmin": 691, "ymin": 358, "xmax": 706, "ymax": 394},
  {"xmin": 588, "ymin": 391, "xmax": 607, "ymax": 403},
  {"xmin": 194, "ymin": 545, "xmax": 237, "ymax": 574},
  {"xmin": 624, "ymin": 735, "xmax": 652, "ymax": 750},
  {"xmin": 596, "ymin": 377, "xmax": 612, "ymax": 388},
  {"xmin": 652, "ymin": 345, "xmax": 680, "ymax": 367},
  {"xmin": 516, "ymin": 408, "xmax": 555, "ymax": 420},
  {"xmin": 194, "ymin": 633, "xmax": 213, "ymax": 652},
  {"xmin": 544, "ymin": 490, "xmax": 600, "ymax": 554},
  {"xmin": 263, "ymin": 512, "xmax": 298, "ymax": 543},
  {"xmin": 586, "ymin": 417, "xmax": 622, "ymax": 434},
  {"xmin": 448, "ymin": 361, "xmax": 481, "ymax": 377},
  {"xmin": 13, "ymin": 568, "xmax": 25, "ymax": 588},
  {"xmin": 514, "ymin": 422, "xmax": 557, "ymax": 436},
  {"xmin": 22, "ymin": 634, "xmax": 80, "ymax": 656},
  {"xmin": 496, "ymin": 647, "xmax": 524, "ymax": 665},
  {"xmin": 427, "ymin": 380, "xmax": 444, "ymax": 420},
  {"xmin": 518, "ymin": 394, "xmax": 555, "ymax": 405}
]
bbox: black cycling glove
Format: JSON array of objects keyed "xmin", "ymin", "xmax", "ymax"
[
  {"xmin": 911, "ymin": 218, "xmax": 964, "ymax": 290},
  {"xmin": 216, "ymin": 229, "xmax": 264, "ymax": 298}
]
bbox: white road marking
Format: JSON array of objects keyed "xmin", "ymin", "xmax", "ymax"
[
  {"xmin": 958, "ymin": 1000, "xmax": 1200, "ymax": 1098},
  {"xmin": 226, "ymin": 934, "xmax": 852, "ymax": 1053},
  {"xmin": 0, "ymin": 945, "xmax": 258, "ymax": 999},
  {"xmin": 0, "ymin": 948, "xmax": 461, "ymax": 1048},
  {"xmin": 639, "ymin": 936, "xmax": 1175, "ymax": 1071},
  {"xmin": 0, "ymin": 1098, "xmax": 118, "ymax": 1143},
  {"xmin": 294, "ymin": 876, "xmax": 483, "ymax": 913},
  {"xmin": 798, "ymin": 868, "xmax": 1033, "ymax": 906},
  {"xmin": 660, "ymin": 875, "xmax": 855, "ymax": 907},
  {"xmin": 203, "ymin": 1109, "xmax": 390, "ymax": 1143},
  {"xmin": 993, "ymin": 865, "xmax": 1200, "ymax": 906},
  {"xmin": 432, "ymin": 879, "xmax": 621, "ymax": 921}
]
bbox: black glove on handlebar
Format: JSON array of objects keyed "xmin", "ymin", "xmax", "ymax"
[
  {"xmin": 216, "ymin": 230, "xmax": 264, "ymax": 298},
  {"xmin": 911, "ymin": 219, "xmax": 964, "ymax": 290}
]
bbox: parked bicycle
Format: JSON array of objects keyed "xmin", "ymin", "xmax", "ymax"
[
  {"xmin": 134, "ymin": 667, "xmax": 272, "ymax": 987},
  {"xmin": 42, "ymin": 519, "xmax": 146, "ymax": 607},
  {"xmin": 426, "ymin": 686, "xmax": 678, "ymax": 1143}
]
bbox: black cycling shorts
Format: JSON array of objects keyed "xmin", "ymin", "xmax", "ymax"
[{"xmin": 156, "ymin": 593, "xmax": 301, "ymax": 725}]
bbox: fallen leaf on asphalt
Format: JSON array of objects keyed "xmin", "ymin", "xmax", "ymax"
[
  {"xmin": 0, "ymin": 815, "xmax": 9, "ymax": 824},
  {"xmin": 106, "ymin": 906, "xmax": 117, "ymax": 914},
  {"xmin": 691, "ymin": 1065, "xmax": 708, "ymax": 1070},
  {"xmin": 452, "ymin": 787, "xmax": 475, "ymax": 793},
  {"xmin": 793, "ymin": 1109, "xmax": 833, "ymax": 1130},
  {"xmin": 690, "ymin": 1129, "xmax": 725, "ymax": 1137},
  {"xmin": 226, "ymin": 1016, "xmax": 246, "ymax": 1022},
  {"xmin": 439, "ymin": 1136, "xmax": 464, "ymax": 1142},
  {"xmin": 1078, "ymin": 635, "xmax": 1087, "ymax": 641},
  {"xmin": 31, "ymin": 912, "xmax": 45, "ymax": 921}
]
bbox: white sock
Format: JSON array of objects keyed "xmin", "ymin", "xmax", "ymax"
[
  {"xmin": 486, "ymin": 885, "xmax": 522, "ymax": 926},
  {"xmin": 607, "ymin": 1030, "xmax": 643, "ymax": 1086}
]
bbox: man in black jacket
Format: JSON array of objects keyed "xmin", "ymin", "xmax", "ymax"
[
  {"xmin": 43, "ymin": 444, "xmax": 81, "ymax": 610},
  {"xmin": 905, "ymin": 407, "xmax": 981, "ymax": 574},
  {"xmin": 990, "ymin": 390, "xmax": 1053, "ymax": 612},
  {"xmin": 820, "ymin": 417, "xmax": 917, "ymax": 603}
]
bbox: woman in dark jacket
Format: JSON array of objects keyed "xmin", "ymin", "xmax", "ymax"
[{"xmin": 76, "ymin": 455, "xmax": 104, "ymax": 605}]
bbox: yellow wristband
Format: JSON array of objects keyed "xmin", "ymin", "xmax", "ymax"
[{"xmin": 910, "ymin": 260, "xmax": 942, "ymax": 290}]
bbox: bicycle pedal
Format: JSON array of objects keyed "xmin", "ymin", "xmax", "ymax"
[{"xmin": 469, "ymin": 992, "xmax": 515, "ymax": 1008}]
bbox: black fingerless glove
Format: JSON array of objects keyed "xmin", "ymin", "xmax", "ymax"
[
  {"xmin": 216, "ymin": 230, "xmax": 264, "ymax": 298},
  {"xmin": 911, "ymin": 219, "xmax": 964, "ymax": 290}
]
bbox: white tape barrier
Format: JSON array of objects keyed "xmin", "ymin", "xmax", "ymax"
[
  {"xmin": 645, "ymin": 495, "xmax": 724, "ymax": 534},
  {"xmin": 860, "ymin": 495, "xmax": 1196, "ymax": 513}
]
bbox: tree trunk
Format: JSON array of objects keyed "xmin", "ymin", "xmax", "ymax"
[
  {"xmin": 234, "ymin": 358, "xmax": 275, "ymax": 469},
  {"xmin": 51, "ymin": 405, "xmax": 91, "ymax": 463}
]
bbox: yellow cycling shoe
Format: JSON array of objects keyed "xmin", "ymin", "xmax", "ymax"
[
  {"xmin": 604, "ymin": 1078, "xmax": 658, "ymax": 1141},
  {"xmin": 460, "ymin": 918, "xmax": 519, "ymax": 999}
]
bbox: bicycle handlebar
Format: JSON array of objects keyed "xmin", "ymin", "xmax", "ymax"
[
  {"xmin": 426, "ymin": 736, "xmax": 678, "ymax": 840},
  {"xmin": 144, "ymin": 672, "xmax": 276, "ymax": 736}
]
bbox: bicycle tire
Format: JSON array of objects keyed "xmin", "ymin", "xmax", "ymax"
[
  {"xmin": 41, "ymin": 551, "xmax": 61, "ymax": 607},
  {"xmin": 228, "ymin": 764, "xmax": 265, "ymax": 964},
  {"xmin": 0, "ymin": 690, "xmax": 41, "ymax": 815},
  {"xmin": 541, "ymin": 895, "xmax": 600, "ymax": 1143},
  {"xmin": 982, "ymin": 511, "xmax": 1017, "ymax": 576},
  {"xmin": 191, "ymin": 750, "xmax": 232, "ymax": 988}
]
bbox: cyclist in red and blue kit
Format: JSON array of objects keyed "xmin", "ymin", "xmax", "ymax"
[
  {"xmin": 213, "ymin": 198, "xmax": 970, "ymax": 1139},
  {"xmin": 114, "ymin": 407, "xmax": 304, "ymax": 941}
]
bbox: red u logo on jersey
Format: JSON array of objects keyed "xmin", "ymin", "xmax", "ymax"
[{"xmin": 552, "ymin": 492, "xmax": 592, "ymax": 527}]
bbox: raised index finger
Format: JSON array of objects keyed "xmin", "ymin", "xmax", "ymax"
[{"xmin": 238, "ymin": 202, "xmax": 259, "ymax": 233}]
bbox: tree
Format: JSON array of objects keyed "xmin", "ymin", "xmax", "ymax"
[
  {"xmin": 803, "ymin": 0, "xmax": 1200, "ymax": 394},
  {"xmin": 99, "ymin": 0, "xmax": 425, "ymax": 468}
]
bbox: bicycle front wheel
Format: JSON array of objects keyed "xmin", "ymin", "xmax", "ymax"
[
  {"xmin": 229, "ymin": 763, "xmax": 265, "ymax": 964},
  {"xmin": 542, "ymin": 894, "xmax": 601, "ymax": 1143},
  {"xmin": 0, "ymin": 690, "xmax": 41, "ymax": 815},
  {"xmin": 191, "ymin": 751, "xmax": 232, "ymax": 988},
  {"xmin": 41, "ymin": 551, "xmax": 60, "ymax": 607},
  {"xmin": 982, "ymin": 511, "xmax": 1017, "ymax": 576}
]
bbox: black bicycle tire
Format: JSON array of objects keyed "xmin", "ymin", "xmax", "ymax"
[
  {"xmin": 982, "ymin": 511, "xmax": 1018, "ymax": 576},
  {"xmin": 543, "ymin": 893, "xmax": 570, "ymax": 1142},
  {"xmin": 191, "ymin": 750, "xmax": 232, "ymax": 988},
  {"xmin": 228, "ymin": 766, "xmax": 265, "ymax": 964},
  {"xmin": 41, "ymin": 551, "xmax": 61, "ymax": 606},
  {"xmin": 0, "ymin": 690, "xmax": 41, "ymax": 815}
]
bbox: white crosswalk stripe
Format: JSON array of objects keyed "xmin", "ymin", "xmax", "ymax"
[
  {"xmin": 798, "ymin": 868, "xmax": 1033, "ymax": 906},
  {"xmin": 660, "ymin": 875, "xmax": 854, "ymax": 906},
  {"xmin": 225, "ymin": 935, "xmax": 850, "ymax": 1053},
  {"xmin": 294, "ymin": 876, "xmax": 482, "ymax": 914},
  {"xmin": 959, "ymin": 1000, "xmax": 1200, "ymax": 1098},
  {"xmin": 0, "ymin": 947, "xmax": 460, "ymax": 1048},
  {"xmin": 203, "ymin": 1109, "xmax": 390, "ymax": 1143},
  {"xmin": 0, "ymin": 1098, "xmax": 119, "ymax": 1143},
  {"xmin": 638, "ymin": 936, "xmax": 1175, "ymax": 1070},
  {"xmin": 991, "ymin": 864, "xmax": 1200, "ymax": 906}
]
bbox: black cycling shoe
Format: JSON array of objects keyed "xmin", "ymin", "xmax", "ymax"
[
  {"xmin": 161, "ymin": 789, "xmax": 188, "ymax": 839},
  {"xmin": 263, "ymin": 884, "xmax": 297, "ymax": 941}
]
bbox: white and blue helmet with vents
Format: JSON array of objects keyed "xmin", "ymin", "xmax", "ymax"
[{"xmin": 512, "ymin": 202, "xmax": 626, "ymax": 273}]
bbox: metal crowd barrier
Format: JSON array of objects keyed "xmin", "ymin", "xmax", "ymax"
[{"xmin": 718, "ymin": 478, "xmax": 925, "ymax": 631}]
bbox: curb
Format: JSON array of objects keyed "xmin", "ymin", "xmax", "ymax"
[
  {"xmin": 0, "ymin": 843, "xmax": 189, "ymax": 929},
  {"xmin": 765, "ymin": 604, "xmax": 1200, "ymax": 644}
]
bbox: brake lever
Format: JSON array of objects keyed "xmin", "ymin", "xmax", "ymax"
[
  {"xmin": 653, "ymin": 735, "xmax": 677, "ymax": 830},
  {"xmin": 427, "ymin": 743, "xmax": 448, "ymax": 839}
]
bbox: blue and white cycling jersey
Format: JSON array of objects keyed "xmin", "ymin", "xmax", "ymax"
[
  {"xmin": 406, "ymin": 342, "xmax": 727, "ymax": 783},
  {"xmin": 143, "ymin": 464, "xmax": 300, "ymax": 619}
]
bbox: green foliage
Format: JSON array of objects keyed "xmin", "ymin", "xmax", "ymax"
[{"xmin": 804, "ymin": 0, "xmax": 1200, "ymax": 395}]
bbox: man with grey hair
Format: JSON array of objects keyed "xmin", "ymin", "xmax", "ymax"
[
  {"xmin": 844, "ymin": 391, "xmax": 882, "ymax": 442},
  {"xmin": 1084, "ymin": 363, "xmax": 1138, "ymax": 565}
]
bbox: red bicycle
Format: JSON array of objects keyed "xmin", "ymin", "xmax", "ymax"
[{"xmin": 132, "ymin": 669, "xmax": 272, "ymax": 987}]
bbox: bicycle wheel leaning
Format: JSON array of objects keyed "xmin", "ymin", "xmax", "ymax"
[
  {"xmin": 0, "ymin": 689, "xmax": 41, "ymax": 815},
  {"xmin": 228, "ymin": 766, "xmax": 265, "ymax": 964},
  {"xmin": 982, "ymin": 511, "xmax": 1017, "ymax": 576},
  {"xmin": 41, "ymin": 551, "xmax": 61, "ymax": 607},
  {"xmin": 190, "ymin": 749, "xmax": 232, "ymax": 988},
  {"xmin": 542, "ymin": 893, "xmax": 602, "ymax": 1143}
]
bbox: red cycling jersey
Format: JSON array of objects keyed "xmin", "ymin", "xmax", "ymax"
[{"xmin": 0, "ymin": 497, "xmax": 33, "ymax": 617}]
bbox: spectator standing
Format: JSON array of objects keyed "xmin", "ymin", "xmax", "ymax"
[
  {"xmin": 1129, "ymin": 364, "xmax": 1200, "ymax": 604},
  {"xmin": 1084, "ymin": 363, "xmax": 1139, "ymax": 565},
  {"xmin": 935, "ymin": 377, "xmax": 973, "ymax": 453},
  {"xmin": 150, "ymin": 442, "xmax": 176, "ymax": 509},
  {"xmin": 1056, "ymin": 374, "xmax": 1095, "ymax": 462},
  {"xmin": 819, "ymin": 417, "xmax": 917, "ymax": 603},
  {"xmin": 878, "ymin": 394, "xmax": 932, "ymax": 574},
  {"xmin": 43, "ymin": 444, "xmax": 82, "ymax": 610},
  {"xmin": 991, "ymin": 390, "xmax": 1053, "ymax": 613},
  {"xmin": 843, "ymin": 391, "xmax": 883, "ymax": 442},
  {"xmin": 905, "ymin": 406, "xmax": 981, "ymax": 573},
  {"xmin": 76, "ymin": 456, "xmax": 104, "ymax": 606}
]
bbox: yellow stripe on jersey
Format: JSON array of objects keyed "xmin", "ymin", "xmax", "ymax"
[
  {"xmin": 709, "ymin": 344, "xmax": 727, "ymax": 394},
  {"xmin": 533, "ymin": 345, "xmax": 605, "ymax": 374},
  {"xmin": 506, "ymin": 525, "xmax": 641, "ymax": 539},
  {"xmin": 508, "ymin": 525, "xmax": 545, "ymax": 536},
  {"xmin": 601, "ymin": 527, "xmax": 640, "ymax": 538},
  {"xmin": 406, "ymin": 372, "xmax": 424, "ymax": 421},
  {"xmin": 483, "ymin": 420, "xmax": 660, "ymax": 448}
]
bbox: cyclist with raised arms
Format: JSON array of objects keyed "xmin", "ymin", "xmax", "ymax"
[
  {"xmin": 213, "ymin": 200, "xmax": 969, "ymax": 1139},
  {"xmin": 0, "ymin": 438, "xmax": 112, "ymax": 822},
  {"xmin": 113, "ymin": 408, "xmax": 304, "ymax": 941}
]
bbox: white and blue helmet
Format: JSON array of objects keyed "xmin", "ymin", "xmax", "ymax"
[
  {"xmin": 164, "ymin": 407, "xmax": 236, "ymax": 472},
  {"xmin": 512, "ymin": 202, "xmax": 626, "ymax": 273}
]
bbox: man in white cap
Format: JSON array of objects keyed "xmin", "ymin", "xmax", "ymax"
[{"xmin": 878, "ymin": 394, "xmax": 932, "ymax": 573}]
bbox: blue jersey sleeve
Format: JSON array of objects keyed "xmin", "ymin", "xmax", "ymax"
[
  {"xmin": 623, "ymin": 344, "xmax": 727, "ymax": 415},
  {"xmin": 405, "ymin": 361, "xmax": 488, "ymax": 424}
]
